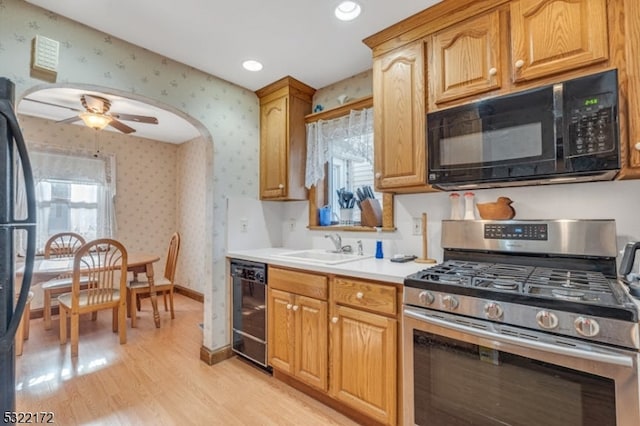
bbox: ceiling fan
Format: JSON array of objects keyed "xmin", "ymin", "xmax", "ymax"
[{"xmin": 23, "ymin": 93, "xmax": 159, "ymax": 134}]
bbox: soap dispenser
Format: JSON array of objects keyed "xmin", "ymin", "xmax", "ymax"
[{"xmin": 375, "ymin": 227, "xmax": 384, "ymax": 259}]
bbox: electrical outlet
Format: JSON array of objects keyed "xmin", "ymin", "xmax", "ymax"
[
  {"xmin": 240, "ymin": 218, "xmax": 248, "ymax": 233},
  {"xmin": 412, "ymin": 217, "xmax": 422, "ymax": 236},
  {"xmin": 288, "ymin": 219, "xmax": 297, "ymax": 231}
]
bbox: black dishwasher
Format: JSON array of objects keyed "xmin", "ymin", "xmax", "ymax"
[{"xmin": 231, "ymin": 259, "xmax": 270, "ymax": 370}]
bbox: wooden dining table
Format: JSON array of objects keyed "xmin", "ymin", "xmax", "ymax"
[{"xmin": 17, "ymin": 252, "xmax": 162, "ymax": 328}]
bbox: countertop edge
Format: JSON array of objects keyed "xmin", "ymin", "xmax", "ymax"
[{"xmin": 226, "ymin": 248, "xmax": 430, "ymax": 284}]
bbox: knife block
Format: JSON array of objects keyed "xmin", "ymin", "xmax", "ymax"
[{"xmin": 360, "ymin": 199, "xmax": 382, "ymax": 227}]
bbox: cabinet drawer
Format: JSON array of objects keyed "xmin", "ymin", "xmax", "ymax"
[
  {"xmin": 333, "ymin": 277, "xmax": 397, "ymax": 316},
  {"xmin": 269, "ymin": 266, "xmax": 328, "ymax": 300}
]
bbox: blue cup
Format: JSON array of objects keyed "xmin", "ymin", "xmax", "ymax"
[{"xmin": 319, "ymin": 206, "xmax": 331, "ymax": 226}]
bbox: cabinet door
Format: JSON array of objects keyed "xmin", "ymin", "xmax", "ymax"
[
  {"xmin": 330, "ymin": 305, "xmax": 397, "ymax": 425},
  {"xmin": 373, "ymin": 40, "xmax": 428, "ymax": 190},
  {"xmin": 260, "ymin": 95, "xmax": 288, "ymax": 199},
  {"xmin": 625, "ymin": 0, "xmax": 640, "ymax": 171},
  {"xmin": 293, "ymin": 295, "xmax": 328, "ymax": 391},
  {"xmin": 267, "ymin": 288, "xmax": 293, "ymax": 372},
  {"xmin": 510, "ymin": 0, "xmax": 608, "ymax": 82},
  {"xmin": 431, "ymin": 10, "xmax": 502, "ymax": 105}
]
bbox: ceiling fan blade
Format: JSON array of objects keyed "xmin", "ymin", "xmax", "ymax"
[
  {"xmin": 83, "ymin": 94, "xmax": 109, "ymax": 113},
  {"xmin": 56, "ymin": 116, "xmax": 81, "ymax": 124},
  {"xmin": 108, "ymin": 118, "xmax": 136, "ymax": 134},
  {"xmin": 22, "ymin": 97, "xmax": 83, "ymax": 112},
  {"xmin": 110, "ymin": 112, "xmax": 159, "ymax": 124}
]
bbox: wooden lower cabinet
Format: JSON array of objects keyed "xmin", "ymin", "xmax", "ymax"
[
  {"xmin": 267, "ymin": 288, "xmax": 328, "ymax": 391},
  {"xmin": 267, "ymin": 267, "xmax": 399, "ymax": 425},
  {"xmin": 330, "ymin": 305, "xmax": 397, "ymax": 425}
]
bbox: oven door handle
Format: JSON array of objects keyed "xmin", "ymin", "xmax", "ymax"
[{"xmin": 404, "ymin": 308, "xmax": 635, "ymax": 368}]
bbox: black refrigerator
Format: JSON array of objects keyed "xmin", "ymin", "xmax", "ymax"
[{"xmin": 0, "ymin": 78, "xmax": 36, "ymax": 413}]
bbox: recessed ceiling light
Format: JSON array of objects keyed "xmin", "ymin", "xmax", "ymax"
[
  {"xmin": 335, "ymin": 1, "xmax": 361, "ymax": 21},
  {"xmin": 242, "ymin": 60, "xmax": 263, "ymax": 72}
]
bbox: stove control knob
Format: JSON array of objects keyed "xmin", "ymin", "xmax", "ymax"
[
  {"xmin": 574, "ymin": 317, "xmax": 600, "ymax": 337},
  {"xmin": 536, "ymin": 311, "xmax": 559, "ymax": 330},
  {"xmin": 442, "ymin": 295, "xmax": 459, "ymax": 310},
  {"xmin": 418, "ymin": 291, "xmax": 435, "ymax": 305},
  {"xmin": 484, "ymin": 302, "xmax": 504, "ymax": 320}
]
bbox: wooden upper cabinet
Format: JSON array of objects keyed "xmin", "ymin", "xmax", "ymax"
[
  {"xmin": 373, "ymin": 40, "xmax": 430, "ymax": 192},
  {"xmin": 623, "ymin": 0, "xmax": 640, "ymax": 173},
  {"xmin": 430, "ymin": 10, "xmax": 502, "ymax": 105},
  {"xmin": 510, "ymin": 0, "xmax": 609, "ymax": 82},
  {"xmin": 256, "ymin": 77, "xmax": 315, "ymax": 200},
  {"xmin": 260, "ymin": 96, "xmax": 288, "ymax": 199}
]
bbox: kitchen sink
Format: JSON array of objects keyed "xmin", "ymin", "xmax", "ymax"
[{"xmin": 273, "ymin": 249, "xmax": 372, "ymax": 265}]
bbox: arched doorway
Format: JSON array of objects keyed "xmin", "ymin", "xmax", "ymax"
[{"xmin": 15, "ymin": 82, "xmax": 214, "ymax": 349}]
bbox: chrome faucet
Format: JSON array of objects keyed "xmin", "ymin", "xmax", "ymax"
[
  {"xmin": 325, "ymin": 233, "xmax": 342, "ymax": 253},
  {"xmin": 357, "ymin": 240, "xmax": 363, "ymax": 256}
]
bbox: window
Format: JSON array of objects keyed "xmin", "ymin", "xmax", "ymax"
[
  {"xmin": 28, "ymin": 147, "xmax": 116, "ymax": 250},
  {"xmin": 305, "ymin": 96, "xmax": 392, "ymax": 230}
]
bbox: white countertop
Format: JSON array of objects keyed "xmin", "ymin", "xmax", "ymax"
[{"xmin": 226, "ymin": 248, "xmax": 433, "ymax": 284}]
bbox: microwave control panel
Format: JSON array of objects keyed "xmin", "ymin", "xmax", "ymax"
[{"xmin": 568, "ymin": 92, "xmax": 615, "ymax": 157}]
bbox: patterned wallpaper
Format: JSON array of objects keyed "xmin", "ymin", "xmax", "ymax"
[
  {"xmin": 176, "ymin": 136, "xmax": 209, "ymax": 293},
  {"xmin": 0, "ymin": 0, "xmax": 259, "ymax": 351},
  {"xmin": 312, "ymin": 69, "xmax": 373, "ymax": 111},
  {"xmin": 18, "ymin": 115, "xmax": 178, "ymax": 305}
]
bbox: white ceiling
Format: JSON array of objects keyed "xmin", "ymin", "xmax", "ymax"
[
  {"xmin": 24, "ymin": 0, "xmax": 441, "ymax": 91},
  {"xmin": 20, "ymin": 0, "xmax": 441, "ymax": 143}
]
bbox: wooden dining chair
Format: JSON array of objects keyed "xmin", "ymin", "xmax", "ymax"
[
  {"xmin": 40, "ymin": 232, "xmax": 88, "ymax": 330},
  {"xmin": 14, "ymin": 291, "xmax": 34, "ymax": 356},
  {"xmin": 58, "ymin": 239, "xmax": 128, "ymax": 357},
  {"xmin": 127, "ymin": 232, "xmax": 180, "ymax": 327}
]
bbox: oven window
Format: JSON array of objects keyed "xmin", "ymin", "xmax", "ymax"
[{"xmin": 413, "ymin": 330, "xmax": 616, "ymax": 426}]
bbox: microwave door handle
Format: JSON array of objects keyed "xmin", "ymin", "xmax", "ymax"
[{"xmin": 404, "ymin": 308, "xmax": 634, "ymax": 368}]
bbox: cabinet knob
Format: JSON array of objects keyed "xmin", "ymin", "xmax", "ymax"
[
  {"xmin": 356, "ymin": 291, "xmax": 364, "ymax": 300},
  {"xmin": 514, "ymin": 59, "xmax": 525, "ymax": 69},
  {"xmin": 489, "ymin": 67, "xmax": 497, "ymax": 76},
  {"xmin": 635, "ymin": 142, "xmax": 640, "ymax": 151},
  {"xmin": 332, "ymin": 317, "xmax": 339, "ymax": 324},
  {"xmin": 278, "ymin": 183, "xmax": 284, "ymax": 189},
  {"xmin": 292, "ymin": 305, "xmax": 299, "ymax": 311},
  {"xmin": 375, "ymin": 172, "xmax": 382, "ymax": 179},
  {"xmin": 286, "ymin": 303, "xmax": 292, "ymax": 310}
]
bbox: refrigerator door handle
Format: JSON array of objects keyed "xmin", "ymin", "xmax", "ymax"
[
  {"xmin": 0, "ymin": 99, "xmax": 36, "ymax": 351},
  {"xmin": 0, "ymin": 99, "xmax": 36, "ymax": 223}
]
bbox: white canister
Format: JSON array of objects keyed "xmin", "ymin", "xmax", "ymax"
[
  {"xmin": 449, "ymin": 193, "xmax": 462, "ymax": 220},
  {"xmin": 464, "ymin": 192, "xmax": 476, "ymax": 220}
]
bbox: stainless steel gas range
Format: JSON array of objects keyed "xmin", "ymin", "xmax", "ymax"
[{"xmin": 402, "ymin": 219, "xmax": 640, "ymax": 426}]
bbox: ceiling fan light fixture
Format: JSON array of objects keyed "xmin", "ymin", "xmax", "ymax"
[
  {"xmin": 335, "ymin": 1, "xmax": 361, "ymax": 21},
  {"xmin": 79, "ymin": 112, "xmax": 112, "ymax": 130}
]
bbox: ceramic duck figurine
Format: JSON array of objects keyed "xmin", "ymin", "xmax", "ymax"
[{"xmin": 476, "ymin": 197, "xmax": 516, "ymax": 220}]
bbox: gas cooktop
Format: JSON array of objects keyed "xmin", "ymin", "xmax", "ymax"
[{"xmin": 406, "ymin": 260, "xmax": 638, "ymax": 321}]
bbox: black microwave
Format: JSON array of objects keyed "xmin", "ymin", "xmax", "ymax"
[{"xmin": 427, "ymin": 70, "xmax": 620, "ymax": 190}]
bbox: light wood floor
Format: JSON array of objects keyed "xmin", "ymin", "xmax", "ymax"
[{"xmin": 16, "ymin": 294, "xmax": 358, "ymax": 425}]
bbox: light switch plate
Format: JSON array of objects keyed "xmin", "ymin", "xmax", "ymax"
[{"xmin": 412, "ymin": 217, "xmax": 422, "ymax": 235}]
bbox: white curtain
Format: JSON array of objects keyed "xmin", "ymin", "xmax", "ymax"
[
  {"xmin": 305, "ymin": 107, "xmax": 374, "ymax": 188},
  {"xmin": 28, "ymin": 146, "xmax": 117, "ymax": 249}
]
